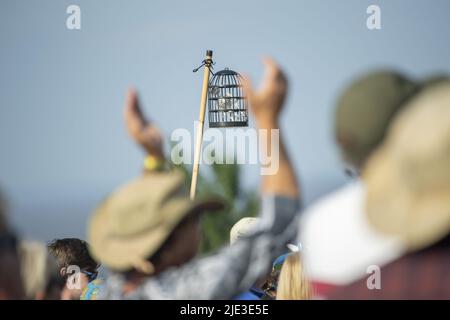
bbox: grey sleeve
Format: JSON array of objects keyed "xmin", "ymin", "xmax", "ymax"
[{"xmin": 136, "ymin": 195, "xmax": 301, "ymax": 300}]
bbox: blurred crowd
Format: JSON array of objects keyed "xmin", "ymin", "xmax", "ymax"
[{"xmin": 0, "ymin": 57, "xmax": 449, "ymax": 300}]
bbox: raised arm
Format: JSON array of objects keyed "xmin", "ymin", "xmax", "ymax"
[
  {"xmin": 124, "ymin": 87, "xmax": 166, "ymax": 170},
  {"xmin": 243, "ymin": 57, "xmax": 300, "ymax": 199},
  {"xmin": 124, "ymin": 57, "xmax": 301, "ymax": 300}
]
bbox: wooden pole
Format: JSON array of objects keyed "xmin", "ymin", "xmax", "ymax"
[{"xmin": 190, "ymin": 50, "xmax": 213, "ymax": 200}]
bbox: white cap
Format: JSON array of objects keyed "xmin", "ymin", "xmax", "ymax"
[{"xmin": 230, "ymin": 217, "xmax": 260, "ymax": 245}]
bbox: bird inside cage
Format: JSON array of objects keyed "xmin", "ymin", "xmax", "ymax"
[{"xmin": 208, "ymin": 68, "xmax": 248, "ymax": 128}]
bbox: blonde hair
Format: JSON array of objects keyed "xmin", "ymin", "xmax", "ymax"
[
  {"xmin": 276, "ymin": 253, "xmax": 312, "ymax": 300},
  {"xmin": 19, "ymin": 241, "xmax": 59, "ymax": 299}
]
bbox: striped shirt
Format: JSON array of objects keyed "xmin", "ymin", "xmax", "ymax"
[{"xmin": 100, "ymin": 196, "xmax": 300, "ymax": 300}]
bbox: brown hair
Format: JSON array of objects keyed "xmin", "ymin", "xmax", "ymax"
[{"xmin": 47, "ymin": 238, "xmax": 100, "ymax": 273}]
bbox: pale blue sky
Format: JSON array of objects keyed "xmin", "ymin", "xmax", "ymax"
[{"xmin": 1, "ymin": 0, "xmax": 450, "ymax": 241}]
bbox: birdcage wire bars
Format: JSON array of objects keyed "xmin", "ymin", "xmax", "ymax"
[{"xmin": 208, "ymin": 68, "xmax": 248, "ymax": 128}]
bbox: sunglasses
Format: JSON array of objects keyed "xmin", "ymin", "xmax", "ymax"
[{"xmin": 81, "ymin": 270, "xmax": 98, "ymax": 282}]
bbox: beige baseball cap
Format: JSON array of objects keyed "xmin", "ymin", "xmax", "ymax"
[
  {"xmin": 363, "ymin": 81, "xmax": 450, "ymax": 250},
  {"xmin": 88, "ymin": 170, "xmax": 224, "ymax": 271}
]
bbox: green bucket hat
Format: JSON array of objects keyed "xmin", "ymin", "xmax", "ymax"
[
  {"xmin": 334, "ymin": 71, "xmax": 448, "ymax": 169},
  {"xmin": 88, "ymin": 170, "xmax": 224, "ymax": 272}
]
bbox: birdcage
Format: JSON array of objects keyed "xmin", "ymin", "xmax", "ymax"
[{"xmin": 208, "ymin": 68, "xmax": 248, "ymax": 128}]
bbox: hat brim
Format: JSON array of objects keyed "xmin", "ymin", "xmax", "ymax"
[
  {"xmin": 88, "ymin": 197, "xmax": 224, "ymax": 271},
  {"xmin": 363, "ymin": 147, "xmax": 450, "ymax": 251}
]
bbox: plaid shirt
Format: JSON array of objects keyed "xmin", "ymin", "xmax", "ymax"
[
  {"xmin": 328, "ymin": 235, "xmax": 450, "ymax": 300},
  {"xmin": 99, "ymin": 195, "xmax": 300, "ymax": 300}
]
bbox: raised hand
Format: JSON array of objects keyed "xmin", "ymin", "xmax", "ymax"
[
  {"xmin": 242, "ymin": 57, "xmax": 288, "ymax": 127},
  {"xmin": 124, "ymin": 88, "xmax": 164, "ymax": 159}
]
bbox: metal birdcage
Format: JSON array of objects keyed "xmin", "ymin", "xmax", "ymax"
[{"xmin": 208, "ymin": 68, "xmax": 248, "ymax": 128}]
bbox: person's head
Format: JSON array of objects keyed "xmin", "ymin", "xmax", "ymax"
[
  {"xmin": 146, "ymin": 209, "xmax": 203, "ymax": 273},
  {"xmin": 261, "ymin": 253, "xmax": 287, "ymax": 299},
  {"xmin": 0, "ymin": 191, "xmax": 24, "ymax": 300},
  {"xmin": 261, "ymin": 244, "xmax": 302, "ymax": 299},
  {"xmin": 88, "ymin": 170, "xmax": 223, "ymax": 278},
  {"xmin": 337, "ymin": 72, "xmax": 450, "ymax": 172},
  {"xmin": 364, "ymin": 81, "xmax": 450, "ymax": 251},
  {"xmin": 0, "ymin": 232, "xmax": 23, "ymax": 300},
  {"xmin": 47, "ymin": 238, "xmax": 99, "ymax": 300},
  {"xmin": 276, "ymin": 253, "xmax": 312, "ymax": 300},
  {"xmin": 0, "ymin": 190, "xmax": 8, "ymax": 234},
  {"xmin": 334, "ymin": 71, "xmax": 450, "ymax": 172},
  {"xmin": 19, "ymin": 241, "xmax": 64, "ymax": 300}
]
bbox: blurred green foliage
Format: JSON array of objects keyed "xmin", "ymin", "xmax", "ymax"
[{"xmin": 175, "ymin": 161, "xmax": 259, "ymax": 254}]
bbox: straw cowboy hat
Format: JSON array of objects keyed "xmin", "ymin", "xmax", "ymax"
[
  {"xmin": 363, "ymin": 81, "xmax": 450, "ymax": 250},
  {"xmin": 88, "ymin": 170, "xmax": 223, "ymax": 272}
]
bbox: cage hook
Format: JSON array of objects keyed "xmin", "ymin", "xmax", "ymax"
[{"xmin": 193, "ymin": 59, "xmax": 215, "ymax": 73}]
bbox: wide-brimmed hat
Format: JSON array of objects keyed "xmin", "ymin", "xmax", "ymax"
[
  {"xmin": 363, "ymin": 81, "xmax": 450, "ymax": 250},
  {"xmin": 88, "ymin": 170, "xmax": 224, "ymax": 272}
]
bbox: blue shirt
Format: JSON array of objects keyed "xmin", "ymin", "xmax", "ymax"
[{"xmin": 234, "ymin": 287, "xmax": 265, "ymax": 300}]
